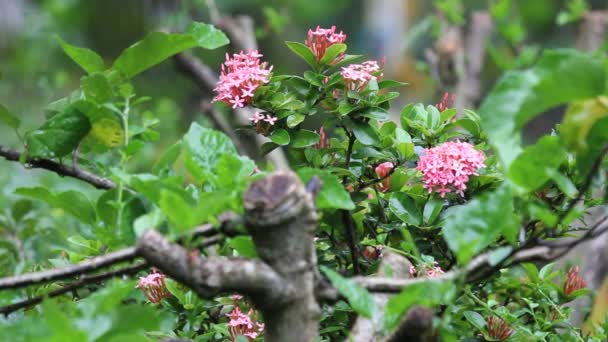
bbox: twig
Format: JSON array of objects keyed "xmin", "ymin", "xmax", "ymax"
[
  {"xmin": 340, "ymin": 129, "xmax": 360, "ymax": 274},
  {"xmin": 0, "ymin": 247, "xmax": 137, "ymax": 290},
  {"xmin": 0, "ymin": 262, "xmax": 147, "ymax": 316},
  {"xmin": 0, "ymin": 145, "xmax": 116, "ymax": 190},
  {"xmin": 343, "ymin": 214, "xmax": 608, "ymax": 294}
]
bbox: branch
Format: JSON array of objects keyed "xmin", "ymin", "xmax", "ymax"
[
  {"xmin": 0, "ymin": 247, "xmax": 137, "ymax": 290},
  {"xmin": 347, "ymin": 214, "xmax": 608, "ymax": 293},
  {"xmin": 0, "ymin": 214, "xmax": 238, "ymax": 291},
  {"xmin": 0, "ymin": 262, "xmax": 147, "ymax": 316},
  {"xmin": 137, "ymin": 229, "xmax": 290, "ymax": 304},
  {"xmin": 0, "ymin": 145, "xmax": 116, "ymax": 190},
  {"xmin": 576, "ymin": 10, "xmax": 608, "ymax": 51}
]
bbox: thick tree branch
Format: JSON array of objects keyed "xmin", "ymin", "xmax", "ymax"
[
  {"xmin": 138, "ymin": 229, "xmax": 289, "ymax": 303},
  {"xmin": 0, "ymin": 145, "xmax": 116, "ymax": 190}
]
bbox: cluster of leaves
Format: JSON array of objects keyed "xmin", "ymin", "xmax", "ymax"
[{"xmin": 0, "ymin": 14, "xmax": 607, "ymax": 342}]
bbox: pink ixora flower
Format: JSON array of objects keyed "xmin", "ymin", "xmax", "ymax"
[
  {"xmin": 305, "ymin": 26, "xmax": 347, "ymax": 62},
  {"xmin": 436, "ymin": 92, "xmax": 455, "ymax": 112},
  {"xmin": 416, "ymin": 141, "xmax": 485, "ymax": 198},
  {"xmin": 314, "ymin": 127, "xmax": 329, "ymax": 149},
  {"xmin": 227, "ymin": 305, "xmax": 265, "ymax": 341},
  {"xmin": 341, "ymin": 60, "xmax": 383, "ymax": 92},
  {"xmin": 136, "ymin": 269, "xmax": 171, "ymax": 304},
  {"xmin": 564, "ymin": 265, "xmax": 587, "ymax": 296},
  {"xmin": 374, "ymin": 162, "xmax": 394, "ymax": 192},
  {"xmin": 263, "ymin": 115, "xmax": 278, "ymax": 125},
  {"xmin": 213, "ymin": 50, "xmax": 273, "ymax": 109},
  {"xmin": 409, "ymin": 263, "xmax": 444, "ymax": 278}
]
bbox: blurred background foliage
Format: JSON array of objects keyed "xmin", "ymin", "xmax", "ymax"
[{"xmin": 0, "ymin": 0, "xmax": 606, "ymax": 271}]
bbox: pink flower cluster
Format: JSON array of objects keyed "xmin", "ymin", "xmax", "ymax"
[
  {"xmin": 249, "ymin": 112, "xmax": 278, "ymax": 125},
  {"xmin": 409, "ymin": 263, "xmax": 444, "ymax": 278},
  {"xmin": 374, "ymin": 162, "xmax": 394, "ymax": 192},
  {"xmin": 136, "ymin": 269, "xmax": 171, "ymax": 304},
  {"xmin": 564, "ymin": 265, "xmax": 586, "ymax": 296},
  {"xmin": 416, "ymin": 141, "xmax": 485, "ymax": 198},
  {"xmin": 305, "ymin": 26, "xmax": 347, "ymax": 62},
  {"xmin": 227, "ymin": 295, "xmax": 265, "ymax": 341},
  {"xmin": 213, "ymin": 50, "xmax": 273, "ymax": 109},
  {"xmin": 341, "ymin": 60, "xmax": 383, "ymax": 92}
]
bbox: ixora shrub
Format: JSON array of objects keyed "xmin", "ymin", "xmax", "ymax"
[{"xmin": 0, "ymin": 22, "xmax": 607, "ymax": 342}]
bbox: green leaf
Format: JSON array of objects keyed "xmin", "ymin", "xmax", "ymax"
[
  {"xmin": 182, "ymin": 122, "xmax": 237, "ymax": 179},
  {"xmin": 152, "ymin": 141, "xmax": 182, "ymax": 175},
  {"xmin": 26, "ymin": 107, "xmax": 91, "ymax": 158},
  {"xmin": 285, "ymin": 41, "xmax": 318, "ymax": 69},
  {"xmin": 16, "ymin": 187, "xmax": 96, "ymax": 225},
  {"xmin": 378, "ymin": 80, "xmax": 408, "ymax": 89},
  {"xmin": 320, "ymin": 43, "xmax": 346, "ymax": 65},
  {"xmin": 352, "ymin": 121, "xmax": 381, "ymax": 146},
  {"xmin": 97, "ymin": 189, "xmax": 146, "ymax": 244},
  {"xmin": 463, "ymin": 311, "xmax": 486, "ymax": 331},
  {"xmin": 113, "ymin": 22, "xmax": 229, "ymax": 79},
  {"xmin": 290, "ymin": 130, "xmax": 320, "ymax": 148},
  {"xmin": 383, "ymin": 280, "xmax": 455, "ymax": 330},
  {"xmin": 286, "ymin": 113, "xmax": 306, "ymax": 128},
  {"xmin": 0, "ymin": 104, "xmax": 20, "ymax": 130},
  {"xmin": 269, "ymin": 129, "xmax": 290, "ymax": 145},
  {"xmin": 297, "ymin": 168, "xmax": 355, "ymax": 210},
  {"xmin": 389, "ymin": 193, "xmax": 422, "ymax": 226},
  {"xmin": 443, "ymin": 185, "xmax": 519, "ymax": 264},
  {"xmin": 423, "ymin": 197, "xmax": 443, "ymax": 225},
  {"xmin": 508, "ymin": 135, "xmax": 566, "ymax": 192},
  {"xmin": 227, "ymin": 236, "xmax": 258, "ymax": 258},
  {"xmin": 479, "ymin": 49, "xmax": 606, "ymax": 169},
  {"xmin": 320, "ymin": 266, "xmax": 375, "ymax": 318},
  {"xmin": 81, "ymin": 73, "xmax": 114, "ymax": 103},
  {"xmin": 57, "ymin": 37, "xmax": 105, "ymax": 74}
]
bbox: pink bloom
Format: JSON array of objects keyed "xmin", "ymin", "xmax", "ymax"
[
  {"xmin": 213, "ymin": 50, "xmax": 273, "ymax": 108},
  {"xmin": 374, "ymin": 162, "xmax": 394, "ymax": 193},
  {"xmin": 564, "ymin": 265, "xmax": 586, "ymax": 296},
  {"xmin": 305, "ymin": 26, "xmax": 347, "ymax": 62},
  {"xmin": 136, "ymin": 269, "xmax": 171, "ymax": 304},
  {"xmin": 249, "ymin": 112, "xmax": 265, "ymax": 123},
  {"xmin": 227, "ymin": 306, "xmax": 265, "ymax": 341},
  {"xmin": 341, "ymin": 60, "xmax": 383, "ymax": 92},
  {"xmin": 409, "ymin": 263, "xmax": 444, "ymax": 278},
  {"xmin": 416, "ymin": 141, "xmax": 485, "ymax": 198},
  {"xmin": 263, "ymin": 115, "xmax": 278, "ymax": 125},
  {"xmin": 436, "ymin": 92, "xmax": 455, "ymax": 112},
  {"xmin": 314, "ymin": 127, "xmax": 328, "ymax": 149}
]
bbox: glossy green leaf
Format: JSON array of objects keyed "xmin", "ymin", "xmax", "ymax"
[
  {"xmin": 286, "ymin": 113, "xmax": 306, "ymax": 128},
  {"xmin": 443, "ymin": 185, "xmax": 519, "ymax": 264},
  {"xmin": 423, "ymin": 197, "xmax": 444, "ymax": 225},
  {"xmin": 269, "ymin": 129, "xmax": 290, "ymax": 145},
  {"xmin": 320, "ymin": 266, "xmax": 375, "ymax": 318},
  {"xmin": 479, "ymin": 49, "xmax": 606, "ymax": 169},
  {"xmin": 113, "ymin": 22, "xmax": 229, "ymax": 79},
  {"xmin": 320, "ymin": 43, "xmax": 346, "ymax": 65},
  {"xmin": 290, "ymin": 130, "xmax": 320, "ymax": 148},
  {"xmin": 26, "ymin": 107, "xmax": 91, "ymax": 158},
  {"xmin": 352, "ymin": 121, "xmax": 380, "ymax": 146},
  {"xmin": 285, "ymin": 41, "xmax": 318, "ymax": 69},
  {"xmin": 297, "ymin": 168, "xmax": 355, "ymax": 210},
  {"xmin": 57, "ymin": 37, "xmax": 105, "ymax": 74},
  {"xmin": 389, "ymin": 193, "xmax": 422, "ymax": 226},
  {"xmin": 0, "ymin": 104, "xmax": 20, "ymax": 130},
  {"xmin": 464, "ymin": 310, "xmax": 486, "ymax": 331}
]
